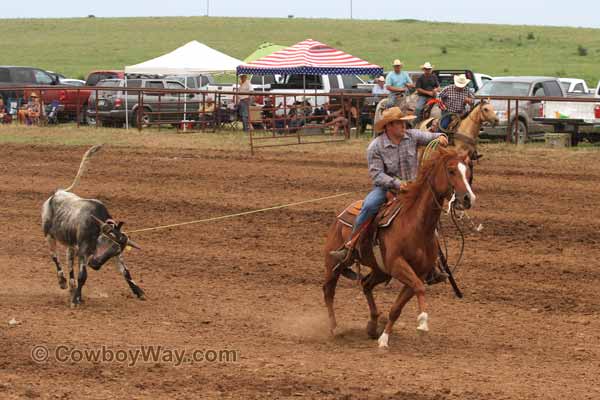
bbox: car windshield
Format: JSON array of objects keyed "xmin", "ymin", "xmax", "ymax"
[
  {"xmin": 86, "ymin": 72, "xmax": 120, "ymax": 86},
  {"xmin": 97, "ymin": 80, "xmax": 121, "ymax": 87},
  {"xmin": 477, "ymin": 81, "xmax": 531, "ymax": 96}
]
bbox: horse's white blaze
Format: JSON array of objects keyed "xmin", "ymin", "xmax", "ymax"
[
  {"xmin": 457, "ymin": 163, "xmax": 476, "ymax": 205},
  {"xmin": 417, "ymin": 312, "xmax": 429, "ymax": 332},
  {"xmin": 378, "ymin": 332, "xmax": 389, "ymax": 348},
  {"xmin": 447, "ymin": 193, "xmax": 456, "ymax": 214}
]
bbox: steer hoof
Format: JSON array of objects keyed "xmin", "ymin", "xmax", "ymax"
[{"xmin": 58, "ymin": 277, "xmax": 67, "ymax": 290}]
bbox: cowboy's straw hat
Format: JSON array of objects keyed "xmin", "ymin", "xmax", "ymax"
[
  {"xmin": 453, "ymin": 74, "xmax": 470, "ymax": 88},
  {"xmin": 375, "ymin": 107, "xmax": 416, "ymax": 132},
  {"xmin": 30, "ymin": 92, "xmax": 39, "ymax": 98},
  {"xmin": 420, "ymin": 62, "xmax": 434, "ymax": 69},
  {"xmin": 392, "ymin": 59, "xmax": 404, "ymax": 66}
]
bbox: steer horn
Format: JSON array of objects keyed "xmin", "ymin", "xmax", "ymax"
[{"xmin": 126, "ymin": 237, "xmax": 142, "ymax": 250}]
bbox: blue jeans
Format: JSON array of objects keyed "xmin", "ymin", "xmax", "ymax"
[
  {"xmin": 352, "ymin": 186, "xmax": 388, "ymax": 234},
  {"xmin": 239, "ymin": 99, "xmax": 250, "ymax": 131},
  {"xmin": 415, "ymin": 96, "xmax": 428, "ymax": 120}
]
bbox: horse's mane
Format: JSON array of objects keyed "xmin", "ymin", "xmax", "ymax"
[{"xmin": 399, "ymin": 148, "xmax": 458, "ymax": 213}]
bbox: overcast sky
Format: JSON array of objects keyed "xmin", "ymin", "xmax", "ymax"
[{"xmin": 2, "ymin": 0, "xmax": 599, "ymax": 28}]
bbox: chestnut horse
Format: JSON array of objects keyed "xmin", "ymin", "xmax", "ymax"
[{"xmin": 322, "ymin": 148, "xmax": 476, "ymax": 348}]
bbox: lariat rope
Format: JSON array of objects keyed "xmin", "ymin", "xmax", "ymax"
[{"xmin": 126, "ymin": 192, "xmax": 355, "ymax": 234}]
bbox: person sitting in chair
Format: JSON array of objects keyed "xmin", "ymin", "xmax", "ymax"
[
  {"xmin": 330, "ymin": 107, "xmax": 448, "ymax": 265},
  {"xmin": 18, "ymin": 93, "xmax": 42, "ymax": 125},
  {"xmin": 0, "ymin": 98, "xmax": 12, "ymax": 124}
]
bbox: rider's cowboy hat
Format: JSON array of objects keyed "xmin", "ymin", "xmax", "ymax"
[
  {"xmin": 453, "ymin": 74, "xmax": 470, "ymax": 88},
  {"xmin": 29, "ymin": 92, "xmax": 39, "ymax": 98},
  {"xmin": 374, "ymin": 107, "xmax": 416, "ymax": 132},
  {"xmin": 420, "ymin": 62, "xmax": 434, "ymax": 69},
  {"xmin": 392, "ymin": 59, "xmax": 404, "ymax": 66}
]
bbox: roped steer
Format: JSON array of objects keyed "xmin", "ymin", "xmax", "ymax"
[{"xmin": 41, "ymin": 144, "xmax": 144, "ymax": 307}]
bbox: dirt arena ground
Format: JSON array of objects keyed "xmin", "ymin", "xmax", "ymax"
[{"xmin": 1, "ymin": 138, "xmax": 599, "ymax": 399}]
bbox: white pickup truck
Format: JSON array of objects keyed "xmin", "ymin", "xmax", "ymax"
[
  {"xmin": 559, "ymin": 78, "xmax": 594, "ymax": 96},
  {"xmin": 205, "ymin": 73, "xmax": 365, "ymax": 107},
  {"xmin": 268, "ymin": 73, "xmax": 366, "ymax": 106}
]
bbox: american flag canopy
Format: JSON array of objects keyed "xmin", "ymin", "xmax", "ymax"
[{"xmin": 236, "ymin": 39, "xmax": 383, "ymax": 76}]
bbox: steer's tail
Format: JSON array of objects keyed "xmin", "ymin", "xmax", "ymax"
[{"xmin": 64, "ymin": 144, "xmax": 103, "ymax": 192}]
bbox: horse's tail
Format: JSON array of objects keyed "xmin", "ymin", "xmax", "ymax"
[{"xmin": 64, "ymin": 144, "xmax": 103, "ymax": 192}]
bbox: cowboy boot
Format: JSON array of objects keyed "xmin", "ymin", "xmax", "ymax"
[
  {"xmin": 426, "ymin": 266, "xmax": 449, "ymax": 285},
  {"xmin": 330, "ymin": 246, "xmax": 351, "ymax": 262}
]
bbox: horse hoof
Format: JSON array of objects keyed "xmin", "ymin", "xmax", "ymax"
[
  {"xmin": 416, "ymin": 312, "xmax": 429, "ymax": 333},
  {"xmin": 58, "ymin": 279, "xmax": 67, "ymax": 290},
  {"xmin": 367, "ymin": 320, "xmax": 379, "ymax": 339},
  {"xmin": 377, "ymin": 332, "xmax": 389, "ymax": 348}
]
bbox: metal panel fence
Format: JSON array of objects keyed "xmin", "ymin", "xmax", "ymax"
[{"xmin": 2, "ymin": 85, "xmax": 598, "ymax": 150}]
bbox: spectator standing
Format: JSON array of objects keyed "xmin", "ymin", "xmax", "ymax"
[{"xmin": 237, "ymin": 74, "xmax": 253, "ymax": 131}]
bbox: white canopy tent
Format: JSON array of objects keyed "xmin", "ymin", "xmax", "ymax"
[
  {"xmin": 124, "ymin": 40, "xmax": 242, "ymax": 75},
  {"xmin": 123, "ymin": 41, "xmax": 242, "ymax": 128}
]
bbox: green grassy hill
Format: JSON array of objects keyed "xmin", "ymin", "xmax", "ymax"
[{"xmin": 1, "ymin": 16, "xmax": 599, "ymax": 84}]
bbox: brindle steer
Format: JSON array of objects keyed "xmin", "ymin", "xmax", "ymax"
[{"xmin": 41, "ymin": 145, "xmax": 143, "ymax": 307}]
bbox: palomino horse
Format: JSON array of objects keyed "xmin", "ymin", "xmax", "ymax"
[
  {"xmin": 418, "ymin": 100, "xmax": 499, "ymax": 155},
  {"xmin": 323, "ymin": 148, "xmax": 476, "ymax": 348}
]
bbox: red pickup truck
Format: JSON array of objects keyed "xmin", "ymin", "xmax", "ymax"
[{"xmin": 58, "ymin": 70, "xmax": 124, "ymax": 122}]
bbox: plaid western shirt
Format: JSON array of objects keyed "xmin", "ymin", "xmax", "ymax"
[
  {"xmin": 367, "ymin": 130, "xmax": 443, "ymax": 189},
  {"xmin": 439, "ymin": 85, "xmax": 474, "ymax": 114}
]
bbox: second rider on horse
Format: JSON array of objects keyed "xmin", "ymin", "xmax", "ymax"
[{"xmin": 330, "ymin": 107, "xmax": 449, "ymax": 282}]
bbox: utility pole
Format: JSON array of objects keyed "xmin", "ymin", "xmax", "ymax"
[
  {"xmin": 350, "ymin": 0, "xmax": 353, "ymax": 19},
  {"xmin": 206, "ymin": 0, "xmax": 209, "ymax": 17}
]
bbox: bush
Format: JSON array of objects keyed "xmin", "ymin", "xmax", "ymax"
[
  {"xmin": 391, "ymin": 37, "xmax": 399, "ymax": 43},
  {"xmin": 527, "ymin": 32, "xmax": 535, "ymax": 40},
  {"xmin": 441, "ymin": 46, "xmax": 447, "ymax": 54},
  {"xmin": 578, "ymin": 45, "xmax": 588, "ymax": 56}
]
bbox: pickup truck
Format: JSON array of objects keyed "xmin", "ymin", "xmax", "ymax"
[
  {"xmin": 559, "ymin": 78, "xmax": 593, "ymax": 96},
  {"xmin": 477, "ymin": 76, "xmax": 568, "ymax": 142},
  {"xmin": 268, "ymin": 73, "xmax": 365, "ymax": 107},
  {"xmin": 0, "ymin": 66, "xmax": 63, "ymax": 109},
  {"xmin": 58, "ymin": 70, "xmax": 124, "ymax": 122},
  {"xmin": 86, "ymin": 78, "xmax": 196, "ymax": 127},
  {"xmin": 205, "ymin": 73, "xmax": 366, "ymax": 108}
]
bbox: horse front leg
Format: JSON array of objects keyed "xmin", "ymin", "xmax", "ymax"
[
  {"xmin": 361, "ymin": 270, "xmax": 389, "ymax": 339},
  {"xmin": 323, "ymin": 259, "xmax": 341, "ymax": 336},
  {"xmin": 378, "ymin": 256, "xmax": 427, "ymax": 348}
]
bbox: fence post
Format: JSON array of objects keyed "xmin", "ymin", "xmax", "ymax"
[
  {"xmin": 76, "ymin": 88, "xmax": 81, "ymax": 127},
  {"xmin": 506, "ymin": 99, "xmax": 511, "ymax": 143},
  {"xmin": 514, "ymin": 99, "xmax": 519, "ymax": 144},
  {"xmin": 137, "ymin": 90, "xmax": 142, "ymax": 132},
  {"xmin": 95, "ymin": 88, "xmax": 99, "ymax": 129}
]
